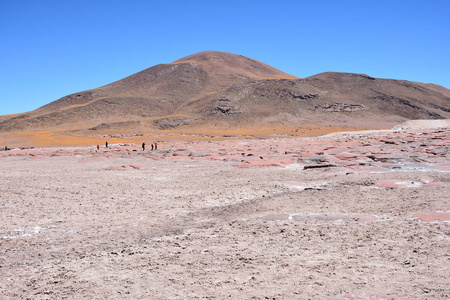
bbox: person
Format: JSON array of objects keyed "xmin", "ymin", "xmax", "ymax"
[
  {"xmin": 97, "ymin": 144, "xmax": 100, "ymax": 150},
  {"xmin": 105, "ymin": 141, "xmax": 108, "ymax": 148},
  {"xmin": 142, "ymin": 142, "xmax": 146, "ymax": 151},
  {"xmin": 151, "ymin": 143, "xmax": 154, "ymax": 151},
  {"xmin": 4, "ymin": 146, "xmax": 7, "ymax": 151},
  {"xmin": 154, "ymin": 142, "xmax": 157, "ymax": 150}
]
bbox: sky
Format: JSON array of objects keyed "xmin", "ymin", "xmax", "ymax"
[{"xmin": 1, "ymin": 0, "xmax": 449, "ymax": 115}]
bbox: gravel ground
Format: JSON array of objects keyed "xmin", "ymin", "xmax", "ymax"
[{"xmin": 1, "ymin": 127, "xmax": 449, "ymax": 299}]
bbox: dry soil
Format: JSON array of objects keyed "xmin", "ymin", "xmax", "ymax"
[{"xmin": 1, "ymin": 125, "xmax": 449, "ymax": 299}]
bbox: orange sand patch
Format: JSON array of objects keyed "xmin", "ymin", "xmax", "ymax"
[{"xmin": 0, "ymin": 125, "xmax": 373, "ymax": 148}]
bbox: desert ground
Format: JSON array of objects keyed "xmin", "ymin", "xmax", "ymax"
[{"xmin": 1, "ymin": 122, "xmax": 449, "ymax": 299}]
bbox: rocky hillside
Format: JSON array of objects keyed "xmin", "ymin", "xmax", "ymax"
[{"xmin": 1, "ymin": 51, "xmax": 449, "ymax": 135}]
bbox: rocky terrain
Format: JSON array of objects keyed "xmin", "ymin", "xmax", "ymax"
[{"xmin": 1, "ymin": 120, "xmax": 449, "ymax": 299}]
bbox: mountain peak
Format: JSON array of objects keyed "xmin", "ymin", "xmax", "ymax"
[
  {"xmin": 174, "ymin": 50, "xmax": 240, "ymax": 62},
  {"xmin": 173, "ymin": 51, "xmax": 298, "ymax": 80}
]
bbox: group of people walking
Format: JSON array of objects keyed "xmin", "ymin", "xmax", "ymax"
[
  {"xmin": 4, "ymin": 142, "xmax": 161, "ymax": 152},
  {"xmin": 96, "ymin": 141, "xmax": 158, "ymax": 151},
  {"xmin": 141, "ymin": 142, "xmax": 157, "ymax": 151}
]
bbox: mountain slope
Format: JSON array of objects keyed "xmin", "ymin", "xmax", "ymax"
[
  {"xmin": 183, "ymin": 72, "xmax": 450, "ymax": 130},
  {"xmin": 0, "ymin": 51, "xmax": 449, "ymax": 141},
  {"xmin": 0, "ymin": 51, "xmax": 299, "ymax": 132}
]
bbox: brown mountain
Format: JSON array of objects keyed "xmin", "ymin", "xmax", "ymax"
[
  {"xmin": 0, "ymin": 51, "xmax": 296, "ymax": 131},
  {"xmin": 1, "ymin": 51, "xmax": 449, "ymax": 146}
]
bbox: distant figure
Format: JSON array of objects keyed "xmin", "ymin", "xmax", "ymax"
[
  {"xmin": 97, "ymin": 144, "xmax": 100, "ymax": 150},
  {"xmin": 142, "ymin": 142, "xmax": 146, "ymax": 151},
  {"xmin": 4, "ymin": 146, "xmax": 7, "ymax": 151},
  {"xmin": 105, "ymin": 141, "xmax": 108, "ymax": 148},
  {"xmin": 151, "ymin": 143, "xmax": 154, "ymax": 151},
  {"xmin": 154, "ymin": 142, "xmax": 158, "ymax": 150}
]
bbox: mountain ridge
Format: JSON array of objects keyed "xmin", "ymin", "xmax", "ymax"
[{"xmin": 1, "ymin": 51, "xmax": 449, "ymax": 146}]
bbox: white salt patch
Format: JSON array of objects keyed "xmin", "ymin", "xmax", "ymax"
[
  {"xmin": 285, "ymin": 163, "xmax": 305, "ymax": 169},
  {"xmin": 395, "ymin": 181, "xmax": 422, "ymax": 188},
  {"xmin": 1, "ymin": 226, "xmax": 54, "ymax": 239}
]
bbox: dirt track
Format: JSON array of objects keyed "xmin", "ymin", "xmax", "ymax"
[{"xmin": 1, "ymin": 127, "xmax": 449, "ymax": 299}]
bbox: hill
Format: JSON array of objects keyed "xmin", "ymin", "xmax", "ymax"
[{"xmin": 0, "ymin": 51, "xmax": 449, "ymax": 146}]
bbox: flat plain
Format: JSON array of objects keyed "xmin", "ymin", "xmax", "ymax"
[{"xmin": 1, "ymin": 124, "xmax": 449, "ymax": 299}]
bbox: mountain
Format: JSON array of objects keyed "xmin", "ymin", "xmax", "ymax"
[
  {"xmin": 1, "ymin": 51, "xmax": 449, "ymax": 145},
  {"xmin": 0, "ymin": 51, "xmax": 297, "ymax": 131}
]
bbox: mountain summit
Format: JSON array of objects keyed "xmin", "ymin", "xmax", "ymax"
[
  {"xmin": 174, "ymin": 51, "xmax": 298, "ymax": 82},
  {"xmin": 1, "ymin": 51, "xmax": 449, "ymax": 146}
]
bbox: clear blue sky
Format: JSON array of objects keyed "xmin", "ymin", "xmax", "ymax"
[{"xmin": 1, "ymin": 0, "xmax": 449, "ymax": 115}]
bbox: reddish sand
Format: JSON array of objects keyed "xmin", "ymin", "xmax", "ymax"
[
  {"xmin": 412, "ymin": 211, "xmax": 450, "ymax": 222},
  {"xmin": 2, "ymin": 127, "xmax": 449, "ymax": 176}
]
